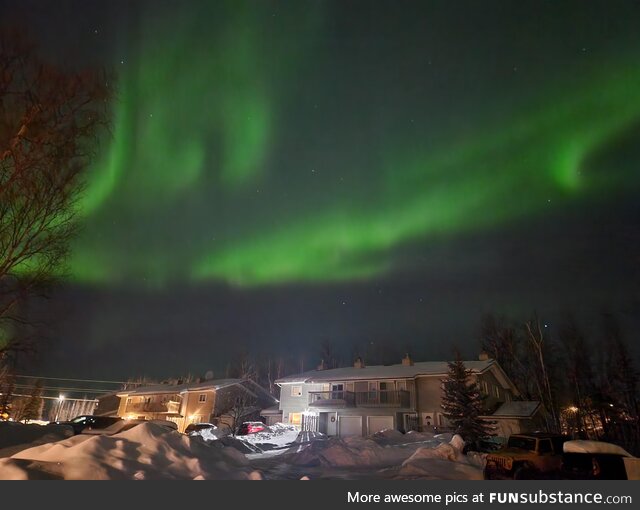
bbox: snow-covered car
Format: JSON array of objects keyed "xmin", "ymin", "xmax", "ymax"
[
  {"xmin": 560, "ymin": 440, "xmax": 637, "ymax": 480},
  {"xmin": 185, "ymin": 422, "xmax": 216, "ymax": 435}
]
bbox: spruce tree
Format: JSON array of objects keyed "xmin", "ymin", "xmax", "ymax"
[{"xmin": 441, "ymin": 353, "xmax": 494, "ymax": 446}]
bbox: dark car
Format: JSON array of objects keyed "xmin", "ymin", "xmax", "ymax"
[{"xmin": 52, "ymin": 415, "xmax": 123, "ymax": 435}]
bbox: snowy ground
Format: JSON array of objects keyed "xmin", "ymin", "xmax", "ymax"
[{"xmin": 0, "ymin": 421, "xmax": 484, "ymax": 480}]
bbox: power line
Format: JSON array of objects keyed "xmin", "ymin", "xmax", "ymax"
[
  {"xmin": 12, "ymin": 384, "xmax": 115, "ymax": 394},
  {"xmin": 10, "ymin": 393, "xmax": 98, "ymax": 402},
  {"xmin": 13, "ymin": 374, "xmax": 132, "ymax": 385}
]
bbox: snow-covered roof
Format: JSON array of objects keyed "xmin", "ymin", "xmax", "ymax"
[
  {"xmin": 492, "ymin": 401, "xmax": 541, "ymax": 418},
  {"xmin": 117, "ymin": 378, "xmax": 243, "ymax": 397},
  {"xmin": 276, "ymin": 360, "xmax": 495, "ymax": 384}
]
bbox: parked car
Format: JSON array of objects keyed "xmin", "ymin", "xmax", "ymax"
[
  {"xmin": 185, "ymin": 422, "xmax": 217, "ymax": 435},
  {"xmin": 484, "ymin": 432, "xmax": 569, "ymax": 479},
  {"xmin": 238, "ymin": 421, "xmax": 266, "ymax": 435},
  {"xmin": 559, "ymin": 440, "xmax": 636, "ymax": 480},
  {"xmin": 51, "ymin": 415, "xmax": 123, "ymax": 435},
  {"xmin": 52, "ymin": 415, "xmax": 178, "ymax": 436}
]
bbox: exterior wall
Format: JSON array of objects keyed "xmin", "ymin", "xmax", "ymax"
[
  {"xmin": 477, "ymin": 370, "xmax": 514, "ymax": 410},
  {"xmin": 279, "ymin": 383, "xmax": 324, "ymax": 424},
  {"xmin": 415, "ymin": 376, "xmax": 445, "ymax": 429},
  {"xmin": 182, "ymin": 390, "xmax": 216, "ymax": 427},
  {"xmin": 116, "ymin": 396, "xmax": 129, "ymax": 418}
]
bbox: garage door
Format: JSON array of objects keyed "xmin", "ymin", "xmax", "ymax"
[
  {"xmin": 368, "ymin": 416, "xmax": 394, "ymax": 435},
  {"xmin": 338, "ymin": 416, "xmax": 362, "ymax": 437}
]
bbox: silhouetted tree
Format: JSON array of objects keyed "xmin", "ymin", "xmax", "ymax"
[{"xmin": 0, "ymin": 29, "xmax": 110, "ymax": 357}]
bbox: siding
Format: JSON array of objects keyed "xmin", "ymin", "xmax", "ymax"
[{"xmin": 279, "ymin": 383, "xmax": 324, "ymax": 423}]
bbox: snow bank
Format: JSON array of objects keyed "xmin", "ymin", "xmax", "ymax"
[
  {"xmin": 1, "ymin": 422, "xmax": 261, "ymax": 480},
  {"xmin": 397, "ymin": 434, "xmax": 483, "ymax": 480},
  {"xmin": 284, "ymin": 435, "xmax": 413, "ymax": 468}
]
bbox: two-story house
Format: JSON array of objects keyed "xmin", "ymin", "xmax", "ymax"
[
  {"xmin": 116, "ymin": 378, "xmax": 277, "ymax": 433},
  {"xmin": 275, "ymin": 354, "xmax": 525, "ymax": 437}
]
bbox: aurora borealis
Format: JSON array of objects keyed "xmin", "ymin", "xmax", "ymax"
[
  {"xmin": 2, "ymin": 0, "xmax": 640, "ymax": 378},
  {"xmin": 66, "ymin": 0, "xmax": 640, "ymax": 287}
]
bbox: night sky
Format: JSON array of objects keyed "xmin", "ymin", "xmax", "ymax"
[{"xmin": 2, "ymin": 0, "xmax": 640, "ymax": 380}]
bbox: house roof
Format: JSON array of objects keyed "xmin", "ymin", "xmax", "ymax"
[
  {"xmin": 276, "ymin": 359, "xmax": 496, "ymax": 384},
  {"xmin": 491, "ymin": 401, "xmax": 541, "ymax": 418},
  {"xmin": 117, "ymin": 378, "xmax": 243, "ymax": 397}
]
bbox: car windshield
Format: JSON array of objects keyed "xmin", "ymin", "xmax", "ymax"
[
  {"xmin": 70, "ymin": 416, "xmax": 90, "ymax": 424},
  {"xmin": 508, "ymin": 437, "xmax": 537, "ymax": 451}
]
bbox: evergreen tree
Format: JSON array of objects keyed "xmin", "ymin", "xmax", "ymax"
[{"xmin": 441, "ymin": 352, "xmax": 494, "ymax": 446}]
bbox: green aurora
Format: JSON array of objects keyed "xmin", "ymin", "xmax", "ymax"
[{"xmin": 68, "ymin": 3, "xmax": 640, "ymax": 287}]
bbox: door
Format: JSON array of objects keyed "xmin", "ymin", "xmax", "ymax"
[
  {"xmin": 368, "ymin": 415, "xmax": 394, "ymax": 435},
  {"xmin": 338, "ymin": 416, "xmax": 362, "ymax": 437}
]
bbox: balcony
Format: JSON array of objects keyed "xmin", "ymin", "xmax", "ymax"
[
  {"xmin": 308, "ymin": 391, "xmax": 356, "ymax": 408},
  {"xmin": 308, "ymin": 390, "xmax": 410, "ymax": 408},
  {"xmin": 124, "ymin": 401, "xmax": 181, "ymax": 414}
]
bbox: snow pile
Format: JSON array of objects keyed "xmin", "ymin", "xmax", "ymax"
[
  {"xmin": 0, "ymin": 422, "xmax": 74, "ymax": 457},
  {"xmin": 284, "ymin": 435, "xmax": 411, "ymax": 468},
  {"xmin": 372, "ymin": 429, "xmax": 437, "ymax": 447},
  {"xmin": 0, "ymin": 422, "xmax": 262, "ymax": 480},
  {"xmin": 397, "ymin": 434, "xmax": 483, "ymax": 480}
]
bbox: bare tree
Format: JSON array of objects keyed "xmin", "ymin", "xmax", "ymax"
[
  {"xmin": 216, "ymin": 385, "xmax": 259, "ymax": 436},
  {"xmin": 319, "ymin": 338, "xmax": 340, "ymax": 369},
  {"xmin": 0, "ymin": 29, "xmax": 110, "ymax": 357},
  {"xmin": 524, "ymin": 314, "xmax": 560, "ymax": 432}
]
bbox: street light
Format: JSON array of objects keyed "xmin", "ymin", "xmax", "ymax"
[{"xmin": 54, "ymin": 394, "xmax": 65, "ymax": 422}]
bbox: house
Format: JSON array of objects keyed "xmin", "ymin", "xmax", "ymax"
[
  {"xmin": 482, "ymin": 400, "xmax": 546, "ymax": 438},
  {"xmin": 93, "ymin": 391, "xmax": 121, "ymax": 417},
  {"xmin": 275, "ymin": 353, "xmax": 521, "ymax": 437},
  {"xmin": 116, "ymin": 378, "xmax": 277, "ymax": 433}
]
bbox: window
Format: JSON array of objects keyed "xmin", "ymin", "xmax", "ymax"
[
  {"xmin": 291, "ymin": 385, "xmax": 302, "ymax": 397},
  {"xmin": 126, "ymin": 398, "xmax": 132, "ymax": 404},
  {"xmin": 144, "ymin": 397, "xmax": 151, "ymax": 404},
  {"xmin": 289, "ymin": 413, "xmax": 302, "ymax": 425},
  {"xmin": 198, "ymin": 394, "xmax": 207, "ymax": 403},
  {"xmin": 494, "ymin": 385, "xmax": 500, "ymax": 398},
  {"xmin": 481, "ymin": 381, "xmax": 489, "ymax": 395}
]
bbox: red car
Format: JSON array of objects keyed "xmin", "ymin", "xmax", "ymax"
[{"xmin": 239, "ymin": 421, "xmax": 266, "ymax": 435}]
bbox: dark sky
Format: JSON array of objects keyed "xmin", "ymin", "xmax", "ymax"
[{"xmin": 2, "ymin": 0, "xmax": 640, "ymax": 380}]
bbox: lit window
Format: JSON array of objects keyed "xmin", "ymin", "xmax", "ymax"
[
  {"xmin": 289, "ymin": 413, "xmax": 302, "ymax": 425},
  {"xmin": 291, "ymin": 386, "xmax": 302, "ymax": 397},
  {"xmin": 198, "ymin": 394, "xmax": 207, "ymax": 403},
  {"xmin": 494, "ymin": 385, "xmax": 500, "ymax": 398}
]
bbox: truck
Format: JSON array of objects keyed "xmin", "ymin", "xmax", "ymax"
[{"xmin": 484, "ymin": 432, "xmax": 569, "ymax": 479}]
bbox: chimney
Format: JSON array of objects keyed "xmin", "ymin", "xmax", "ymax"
[
  {"xmin": 353, "ymin": 357, "xmax": 365, "ymax": 369},
  {"xmin": 478, "ymin": 351, "xmax": 489, "ymax": 361},
  {"xmin": 402, "ymin": 353, "xmax": 414, "ymax": 366},
  {"xmin": 317, "ymin": 359, "xmax": 326, "ymax": 371}
]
